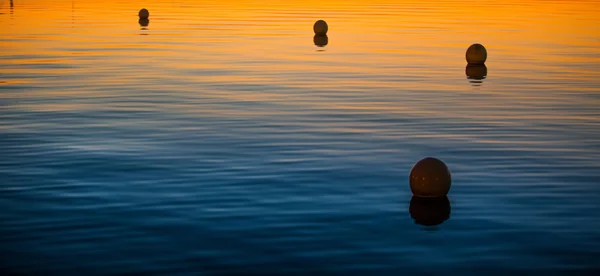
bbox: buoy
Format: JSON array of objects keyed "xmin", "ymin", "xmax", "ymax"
[
  {"xmin": 313, "ymin": 20, "xmax": 328, "ymax": 35},
  {"xmin": 409, "ymin": 196, "xmax": 451, "ymax": 226},
  {"xmin": 139, "ymin": 8, "xmax": 149, "ymax": 19},
  {"xmin": 465, "ymin": 64, "xmax": 487, "ymax": 81},
  {"xmin": 409, "ymin": 157, "xmax": 451, "ymax": 198},
  {"xmin": 313, "ymin": 35, "xmax": 328, "ymax": 47},
  {"xmin": 465, "ymin": 43, "xmax": 487, "ymax": 64}
]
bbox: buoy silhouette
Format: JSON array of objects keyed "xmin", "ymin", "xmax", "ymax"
[
  {"xmin": 466, "ymin": 43, "xmax": 487, "ymax": 64},
  {"xmin": 409, "ymin": 196, "xmax": 451, "ymax": 226},
  {"xmin": 313, "ymin": 20, "xmax": 328, "ymax": 35},
  {"xmin": 314, "ymin": 35, "xmax": 328, "ymax": 47},
  {"xmin": 139, "ymin": 8, "xmax": 149, "ymax": 19},
  {"xmin": 409, "ymin": 157, "xmax": 451, "ymax": 198}
]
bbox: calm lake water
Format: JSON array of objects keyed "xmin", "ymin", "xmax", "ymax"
[{"xmin": 1, "ymin": 0, "xmax": 600, "ymax": 274}]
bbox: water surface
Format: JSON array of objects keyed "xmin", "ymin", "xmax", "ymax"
[{"xmin": 1, "ymin": 0, "xmax": 600, "ymax": 274}]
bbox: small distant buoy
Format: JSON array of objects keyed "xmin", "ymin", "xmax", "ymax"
[
  {"xmin": 313, "ymin": 35, "xmax": 328, "ymax": 47},
  {"xmin": 313, "ymin": 20, "xmax": 328, "ymax": 35},
  {"xmin": 465, "ymin": 64, "xmax": 487, "ymax": 81},
  {"xmin": 466, "ymin": 43, "xmax": 487, "ymax": 64},
  {"xmin": 409, "ymin": 157, "xmax": 451, "ymax": 198},
  {"xmin": 409, "ymin": 196, "xmax": 451, "ymax": 226},
  {"xmin": 139, "ymin": 8, "xmax": 149, "ymax": 19}
]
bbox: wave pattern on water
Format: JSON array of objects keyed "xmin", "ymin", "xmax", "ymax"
[{"xmin": 1, "ymin": 0, "xmax": 600, "ymax": 274}]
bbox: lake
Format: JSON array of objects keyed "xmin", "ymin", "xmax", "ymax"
[{"xmin": 1, "ymin": 0, "xmax": 599, "ymax": 274}]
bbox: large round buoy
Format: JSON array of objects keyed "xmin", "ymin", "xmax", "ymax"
[
  {"xmin": 313, "ymin": 20, "xmax": 328, "ymax": 35},
  {"xmin": 466, "ymin": 43, "xmax": 487, "ymax": 64},
  {"xmin": 139, "ymin": 8, "xmax": 150, "ymax": 19},
  {"xmin": 409, "ymin": 157, "xmax": 451, "ymax": 198}
]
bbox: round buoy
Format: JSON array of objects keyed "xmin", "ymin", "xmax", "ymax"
[
  {"xmin": 466, "ymin": 43, "xmax": 487, "ymax": 64},
  {"xmin": 139, "ymin": 8, "xmax": 149, "ymax": 19},
  {"xmin": 313, "ymin": 20, "xmax": 328, "ymax": 35},
  {"xmin": 466, "ymin": 64, "xmax": 487, "ymax": 81},
  {"xmin": 409, "ymin": 157, "xmax": 451, "ymax": 198},
  {"xmin": 313, "ymin": 35, "xmax": 328, "ymax": 47},
  {"xmin": 409, "ymin": 196, "xmax": 451, "ymax": 226}
]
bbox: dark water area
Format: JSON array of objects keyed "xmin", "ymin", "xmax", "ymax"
[{"xmin": 1, "ymin": 0, "xmax": 600, "ymax": 275}]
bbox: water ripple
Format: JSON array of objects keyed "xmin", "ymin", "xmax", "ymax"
[{"xmin": 2, "ymin": 0, "xmax": 600, "ymax": 274}]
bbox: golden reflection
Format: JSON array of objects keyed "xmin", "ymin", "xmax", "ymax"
[
  {"xmin": 313, "ymin": 35, "xmax": 328, "ymax": 48},
  {"xmin": 3, "ymin": 1, "xmax": 599, "ymax": 52},
  {"xmin": 409, "ymin": 196, "xmax": 451, "ymax": 227},
  {"xmin": 465, "ymin": 64, "xmax": 488, "ymax": 85},
  {"xmin": 1, "ymin": 0, "xmax": 598, "ymax": 105}
]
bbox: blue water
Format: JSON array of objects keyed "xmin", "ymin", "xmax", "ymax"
[{"xmin": 1, "ymin": 0, "xmax": 600, "ymax": 274}]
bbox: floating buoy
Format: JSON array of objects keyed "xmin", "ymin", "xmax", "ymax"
[
  {"xmin": 313, "ymin": 20, "xmax": 328, "ymax": 35},
  {"xmin": 466, "ymin": 43, "xmax": 487, "ymax": 64},
  {"xmin": 139, "ymin": 8, "xmax": 149, "ymax": 19},
  {"xmin": 409, "ymin": 157, "xmax": 451, "ymax": 198}
]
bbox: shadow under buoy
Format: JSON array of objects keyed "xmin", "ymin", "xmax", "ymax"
[
  {"xmin": 409, "ymin": 196, "xmax": 451, "ymax": 227},
  {"xmin": 139, "ymin": 18, "xmax": 149, "ymax": 28},
  {"xmin": 314, "ymin": 34, "xmax": 328, "ymax": 49},
  {"xmin": 465, "ymin": 64, "xmax": 487, "ymax": 85}
]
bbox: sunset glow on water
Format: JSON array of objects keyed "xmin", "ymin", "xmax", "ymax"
[{"xmin": 1, "ymin": 0, "xmax": 599, "ymax": 274}]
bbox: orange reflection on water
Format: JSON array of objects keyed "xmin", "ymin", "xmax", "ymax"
[{"xmin": 0, "ymin": 0, "xmax": 599, "ymax": 115}]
